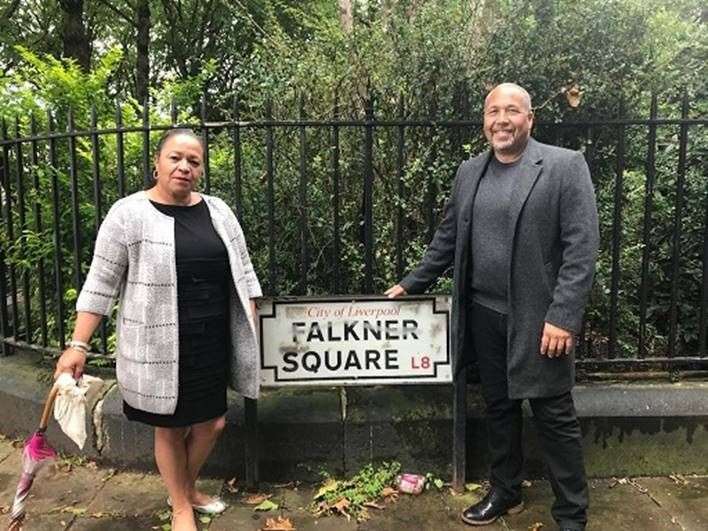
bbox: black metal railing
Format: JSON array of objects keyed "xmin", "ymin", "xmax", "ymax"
[{"xmin": 0, "ymin": 93, "xmax": 706, "ymax": 375}]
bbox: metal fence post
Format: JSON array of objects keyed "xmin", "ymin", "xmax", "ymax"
[
  {"xmin": 244, "ymin": 397, "xmax": 259, "ymax": 488},
  {"xmin": 608, "ymin": 100, "xmax": 625, "ymax": 358},
  {"xmin": 298, "ymin": 94, "xmax": 308, "ymax": 295},
  {"xmin": 363, "ymin": 94, "xmax": 374, "ymax": 294},
  {"xmin": 452, "ymin": 369, "xmax": 467, "ymax": 491},
  {"xmin": 668, "ymin": 92, "xmax": 690, "ymax": 375},
  {"xmin": 0, "ymin": 146, "xmax": 9, "ymax": 356}
]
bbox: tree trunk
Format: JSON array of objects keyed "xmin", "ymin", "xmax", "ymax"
[
  {"xmin": 338, "ymin": 0, "xmax": 353, "ymax": 33},
  {"xmin": 58, "ymin": 0, "xmax": 90, "ymax": 70},
  {"xmin": 135, "ymin": 0, "xmax": 150, "ymax": 104}
]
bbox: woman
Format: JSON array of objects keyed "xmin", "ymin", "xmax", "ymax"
[{"xmin": 54, "ymin": 128, "xmax": 262, "ymax": 531}]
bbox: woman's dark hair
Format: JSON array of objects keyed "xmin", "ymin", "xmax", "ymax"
[
  {"xmin": 145, "ymin": 128, "xmax": 204, "ymax": 189},
  {"xmin": 154, "ymin": 127, "xmax": 204, "ymax": 157}
]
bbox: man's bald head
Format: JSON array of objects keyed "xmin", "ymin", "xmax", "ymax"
[
  {"xmin": 485, "ymin": 83, "xmax": 533, "ymax": 112},
  {"xmin": 483, "ymin": 83, "xmax": 534, "ymax": 163}
]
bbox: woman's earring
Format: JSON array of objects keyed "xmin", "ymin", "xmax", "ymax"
[{"xmin": 153, "ymin": 169, "xmax": 158, "ymax": 180}]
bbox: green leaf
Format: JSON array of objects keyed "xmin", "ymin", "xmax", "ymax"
[
  {"xmin": 465, "ymin": 483, "xmax": 482, "ymax": 492},
  {"xmin": 433, "ymin": 478, "xmax": 444, "ymax": 490},
  {"xmin": 254, "ymin": 499, "xmax": 279, "ymax": 512},
  {"xmin": 315, "ymin": 478, "xmax": 339, "ymax": 499}
]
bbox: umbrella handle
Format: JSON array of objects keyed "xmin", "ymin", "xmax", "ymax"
[{"xmin": 38, "ymin": 384, "xmax": 61, "ymax": 432}]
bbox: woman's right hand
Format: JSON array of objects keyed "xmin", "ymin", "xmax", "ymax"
[{"xmin": 54, "ymin": 348, "xmax": 87, "ymax": 380}]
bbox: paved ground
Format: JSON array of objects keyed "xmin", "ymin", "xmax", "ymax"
[{"xmin": 0, "ymin": 435, "xmax": 706, "ymax": 530}]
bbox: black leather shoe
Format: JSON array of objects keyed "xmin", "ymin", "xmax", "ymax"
[{"xmin": 461, "ymin": 488, "xmax": 524, "ymax": 526}]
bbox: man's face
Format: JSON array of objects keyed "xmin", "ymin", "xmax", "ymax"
[{"xmin": 483, "ymin": 87, "xmax": 534, "ymax": 157}]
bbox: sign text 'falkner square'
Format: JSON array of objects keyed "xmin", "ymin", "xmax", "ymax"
[{"xmin": 258, "ymin": 296, "xmax": 451, "ymax": 386}]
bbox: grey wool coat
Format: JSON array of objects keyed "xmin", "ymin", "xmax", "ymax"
[
  {"xmin": 400, "ymin": 138, "xmax": 599, "ymax": 399},
  {"xmin": 76, "ymin": 191, "xmax": 263, "ymax": 414}
]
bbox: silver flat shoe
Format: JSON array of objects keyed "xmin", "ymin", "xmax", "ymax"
[{"xmin": 167, "ymin": 496, "xmax": 227, "ymax": 515}]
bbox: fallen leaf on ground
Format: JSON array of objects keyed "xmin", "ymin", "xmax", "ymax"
[
  {"xmin": 49, "ymin": 503, "xmax": 85, "ymax": 516},
  {"xmin": 608, "ymin": 477, "xmax": 628, "ymax": 488},
  {"xmin": 90, "ymin": 511, "xmax": 126, "ymax": 518},
  {"xmin": 254, "ymin": 499, "xmax": 279, "ymax": 512},
  {"xmin": 380, "ymin": 486, "xmax": 398, "ymax": 499},
  {"xmin": 261, "ymin": 516, "xmax": 296, "ymax": 530},
  {"xmin": 628, "ymin": 478, "xmax": 648, "ymax": 493},
  {"xmin": 356, "ymin": 507, "xmax": 371, "ymax": 522},
  {"xmin": 363, "ymin": 501, "xmax": 385, "ymax": 510},
  {"xmin": 101, "ymin": 468, "xmax": 116, "ymax": 482},
  {"xmin": 465, "ymin": 483, "xmax": 482, "ymax": 492},
  {"xmin": 244, "ymin": 493, "xmax": 272, "ymax": 505},
  {"xmin": 669, "ymin": 474, "xmax": 688, "ymax": 486},
  {"xmin": 226, "ymin": 477, "xmax": 239, "ymax": 494},
  {"xmin": 627, "ymin": 478, "xmax": 661, "ymax": 506},
  {"xmin": 198, "ymin": 515, "xmax": 212, "ymax": 523},
  {"xmin": 155, "ymin": 509, "xmax": 171, "ymax": 521},
  {"xmin": 332, "ymin": 497, "xmax": 351, "ymax": 520},
  {"xmin": 312, "ymin": 500, "xmax": 329, "ymax": 517},
  {"xmin": 60, "ymin": 506, "xmax": 87, "ymax": 516},
  {"xmin": 528, "ymin": 523, "xmax": 544, "ymax": 531},
  {"xmin": 314, "ymin": 478, "xmax": 339, "ymax": 499}
]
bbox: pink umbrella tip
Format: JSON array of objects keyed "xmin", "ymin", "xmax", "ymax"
[{"xmin": 24, "ymin": 431, "xmax": 57, "ymax": 462}]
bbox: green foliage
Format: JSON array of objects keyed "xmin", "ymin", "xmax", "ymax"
[
  {"xmin": 313, "ymin": 461, "xmax": 401, "ymax": 519},
  {"xmin": 0, "ymin": 0, "xmax": 705, "ymax": 360}
]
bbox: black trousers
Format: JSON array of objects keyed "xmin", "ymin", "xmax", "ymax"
[{"xmin": 469, "ymin": 302, "xmax": 588, "ymax": 530}]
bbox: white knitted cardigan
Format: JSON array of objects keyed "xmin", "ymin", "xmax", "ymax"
[{"xmin": 76, "ymin": 191, "xmax": 262, "ymax": 414}]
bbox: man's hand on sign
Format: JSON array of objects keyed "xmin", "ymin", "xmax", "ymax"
[
  {"xmin": 385, "ymin": 284, "xmax": 407, "ymax": 298},
  {"xmin": 540, "ymin": 322, "xmax": 574, "ymax": 358}
]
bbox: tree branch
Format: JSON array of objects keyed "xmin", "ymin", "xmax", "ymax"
[
  {"xmin": 2, "ymin": 0, "xmax": 20, "ymax": 20},
  {"xmin": 94, "ymin": 0, "xmax": 135, "ymax": 26}
]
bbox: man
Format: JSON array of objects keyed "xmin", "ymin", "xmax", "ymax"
[{"xmin": 386, "ymin": 83, "xmax": 598, "ymax": 531}]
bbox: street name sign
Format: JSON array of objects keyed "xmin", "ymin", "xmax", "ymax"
[{"xmin": 257, "ymin": 296, "xmax": 451, "ymax": 386}]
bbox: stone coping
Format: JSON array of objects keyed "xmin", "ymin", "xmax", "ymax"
[{"xmin": 0, "ymin": 352, "xmax": 706, "ymax": 480}]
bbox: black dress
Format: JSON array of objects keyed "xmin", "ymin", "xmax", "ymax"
[{"xmin": 124, "ymin": 199, "xmax": 230, "ymax": 427}]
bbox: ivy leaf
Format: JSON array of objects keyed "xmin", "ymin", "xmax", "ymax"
[
  {"xmin": 254, "ymin": 499, "xmax": 279, "ymax": 512},
  {"xmin": 314, "ymin": 478, "xmax": 339, "ymax": 499}
]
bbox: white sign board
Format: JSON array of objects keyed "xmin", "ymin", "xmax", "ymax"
[{"xmin": 258, "ymin": 296, "xmax": 451, "ymax": 386}]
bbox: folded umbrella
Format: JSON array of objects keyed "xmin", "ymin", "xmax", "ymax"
[{"xmin": 7, "ymin": 385, "xmax": 59, "ymax": 531}]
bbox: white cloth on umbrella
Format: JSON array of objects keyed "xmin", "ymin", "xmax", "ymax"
[{"xmin": 53, "ymin": 373, "xmax": 102, "ymax": 449}]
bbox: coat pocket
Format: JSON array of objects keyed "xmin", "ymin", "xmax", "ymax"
[
  {"xmin": 543, "ymin": 260, "xmax": 557, "ymax": 297},
  {"xmin": 118, "ymin": 318, "xmax": 175, "ymax": 363},
  {"xmin": 117, "ymin": 320, "xmax": 146, "ymax": 363}
]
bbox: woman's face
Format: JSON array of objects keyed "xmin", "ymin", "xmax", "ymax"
[{"xmin": 154, "ymin": 134, "xmax": 204, "ymax": 198}]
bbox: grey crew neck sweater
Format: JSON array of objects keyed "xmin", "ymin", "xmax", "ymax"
[{"xmin": 469, "ymin": 155, "xmax": 525, "ymax": 314}]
